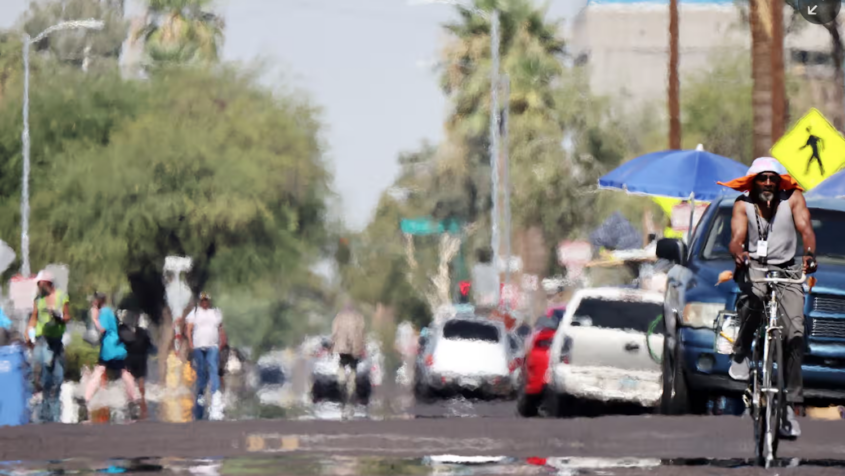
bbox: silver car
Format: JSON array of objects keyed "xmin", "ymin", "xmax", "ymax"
[{"xmin": 547, "ymin": 287, "xmax": 664, "ymax": 415}]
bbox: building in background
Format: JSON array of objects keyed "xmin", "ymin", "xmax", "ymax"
[{"xmin": 568, "ymin": 0, "xmax": 831, "ymax": 113}]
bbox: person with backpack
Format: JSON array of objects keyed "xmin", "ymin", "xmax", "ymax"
[
  {"xmin": 124, "ymin": 312, "xmax": 156, "ymax": 420},
  {"xmin": 25, "ymin": 270, "xmax": 71, "ymax": 423},
  {"xmin": 83, "ymin": 293, "xmax": 140, "ymax": 419}
]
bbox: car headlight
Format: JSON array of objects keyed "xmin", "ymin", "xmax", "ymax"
[{"xmin": 682, "ymin": 302, "xmax": 725, "ymax": 328}]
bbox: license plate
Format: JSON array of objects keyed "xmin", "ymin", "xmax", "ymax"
[
  {"xmin": 461, "ymin": 378, "xmax": 481, "ymax": 388},
  {"xmin": 620, "ymin": 378, "xmax": 638, "ymax": 390}
]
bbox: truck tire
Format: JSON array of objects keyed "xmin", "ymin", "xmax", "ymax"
[
  {"xmin": 661, "ymin": 337, "xmax": 707, "ymax": 415},
  {"xmin": 517, "ymin": 389, "xmax": 541, "ymax": 417}
]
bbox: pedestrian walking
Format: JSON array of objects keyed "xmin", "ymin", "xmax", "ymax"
[
  {"xmin": 84, "ymin": 293, "xmax": 141, "ymax": 420},
  {"xmin": 124, "ymin": 313, "xmax": 155, "ymax": 420},
  {"xmin": 185, "ymin": 292, "xmax": 226, "ymax": 421},
  {"xmin": 25, "ymin": 270, "xmax": 70, "ymax": 423},
  {"xmin": 331, "ymin": 298, "xmax": 366, "ymax": 420}
]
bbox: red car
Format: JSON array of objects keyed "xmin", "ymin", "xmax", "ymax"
[{"xmin": 516, "ymin": 307, "xmax": 564, "ymax": 417}]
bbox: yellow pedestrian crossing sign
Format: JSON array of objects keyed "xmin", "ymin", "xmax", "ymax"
[{"xmin": 771, "ymin": 108, "xmax": 845, "ymax": 191}]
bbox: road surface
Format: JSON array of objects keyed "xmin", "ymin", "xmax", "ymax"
[{"xmin": 2, "ymin": 413, "xmax": 845, "ymax": 474}]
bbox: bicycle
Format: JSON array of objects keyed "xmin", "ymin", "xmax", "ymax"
[{"xmin": 743, "ymin": 267, "xmax": 806, "ymax": 468}]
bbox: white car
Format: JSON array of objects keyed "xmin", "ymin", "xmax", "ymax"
[
  {"xmin": 547, "ymin": 287, "xmax": 664, "ymax": 414},
  {"xmin": 416, "ymin": 317, "xmax": 515, "ymax": 400}
]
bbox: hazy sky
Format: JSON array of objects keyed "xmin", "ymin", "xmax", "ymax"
[{"xmin": 1, "ymin": 0, "xmax": 584, "ymax": 230}]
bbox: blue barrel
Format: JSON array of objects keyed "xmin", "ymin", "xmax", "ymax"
[{"xmin": 0, "ymin": 345, "xmax": 31, "ymax": 427}]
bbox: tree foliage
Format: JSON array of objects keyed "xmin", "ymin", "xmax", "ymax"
[{"xmin": 0, "ymin": 58, "xmax": 333, "ymax": 337}]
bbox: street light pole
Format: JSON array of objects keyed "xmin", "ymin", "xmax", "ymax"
[
  {"xmin": 21, "ymin": 34, "xmax": 31, "ymax": 278},
  {"xmin": 489, "ymin": 9, "xmax": 501, "ymax": 277},
  {"xmin": 20, "ymin": 19, "xmax": 104, "ymax": 277}
]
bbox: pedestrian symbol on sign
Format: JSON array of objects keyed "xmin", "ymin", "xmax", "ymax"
[
  {"xmin": 770, "ymin": 108, "xmax": 845, "ymax": 191},
  {"xmin": 801, "ymin": 127, "xmax": 825, "ymax": 176}
]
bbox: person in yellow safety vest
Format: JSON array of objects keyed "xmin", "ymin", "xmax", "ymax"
[{"xmin": 25, "ymin": 270, "xmax": 71, "ymax": 423}]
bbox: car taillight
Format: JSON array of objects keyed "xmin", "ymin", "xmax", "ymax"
[
  {"xmin": 559, "ymin": 335, "xmax": 573, "ymax": 364},
  {"xmin": 425, "ymin": 355, "xmax": 434, "ymax": 366}
]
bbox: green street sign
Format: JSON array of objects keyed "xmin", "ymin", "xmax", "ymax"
[{"xmin": 400, "ymin": 218, "xmax": 462, "ymax": 236}]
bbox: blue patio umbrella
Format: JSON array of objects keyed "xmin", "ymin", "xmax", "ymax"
[
  {"xmin": 805, "ymin": 168, "xmax": 845, "ymax": 199},
  {"xmin": 598, "ymin": 144, "xmax": 745, "ymax": 241}
]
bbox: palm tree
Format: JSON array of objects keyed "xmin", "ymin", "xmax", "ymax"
[
  {"xmin": 436, "ymin": 0, "xmax": 565, "ymax": 222},
  {"xmin": 435, "ymin": 0, "xmax": 576, "ymax": 293},
  {"xmin": 137, "ymin": 0, "xmax": 224, "ymax": 67}
]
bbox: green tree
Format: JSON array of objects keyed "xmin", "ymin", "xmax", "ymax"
[
  {"xmin": 0, "ymin": 64, "xmax": 332, "ymax": 333},
  {"xmin": 682, "ymin": 50, "xmax": 754, "ymax": 164},
  {"xmin": 338, "ymin": 143, "xmax": 437, "ymax": 329}
]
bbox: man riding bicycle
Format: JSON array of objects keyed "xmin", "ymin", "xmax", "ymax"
[{"xmin": 718, "ymin": 157, "xmax": 818, "ymax": 439}]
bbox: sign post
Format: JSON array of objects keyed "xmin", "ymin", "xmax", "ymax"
[
  {"xmin": 557, "ymin": 240, "xmax": 592, "ymax": 281},
  {"xmin": 670, "ymin": 202, "xmax": 708, "ymax": 235}
]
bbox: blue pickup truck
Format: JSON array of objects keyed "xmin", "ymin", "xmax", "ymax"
[{"xmin": 657, "ymin": 195, "xmax": 845, "ymax": 414}]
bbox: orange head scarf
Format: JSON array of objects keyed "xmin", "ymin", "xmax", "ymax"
[{"xmin": 717, "ymin": 157, "xmax": 803, "ymax": 193}]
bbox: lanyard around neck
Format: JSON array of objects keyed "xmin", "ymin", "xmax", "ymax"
[{"xmin": 754, "ymin": 203, "xmax": 776, "ymax": 241}]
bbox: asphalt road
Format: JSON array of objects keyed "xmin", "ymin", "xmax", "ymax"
[
  {"xmin": 2, "ymin": 411, "xmax": 845, "ymax": 474},
  {"xmin": 6, "ymin": 374, "xmax": 845, "ymax": 475}
]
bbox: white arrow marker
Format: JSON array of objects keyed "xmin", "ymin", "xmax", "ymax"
[{"xmin": 809, "ymin": 5, "xmax": 818, "ymax": 14}]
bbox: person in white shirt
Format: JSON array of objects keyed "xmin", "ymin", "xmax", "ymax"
[{"xmin": 185, "ymin": 292, "xmax": 227, "ymax": 420}]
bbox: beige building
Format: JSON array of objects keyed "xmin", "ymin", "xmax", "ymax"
[{"xmin": 568, "ymin": 0, "xmax": 833, "ymax": 111}]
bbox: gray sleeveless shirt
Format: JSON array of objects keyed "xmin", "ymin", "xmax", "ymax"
[{"xmin": 744, "ymin": 190, "xmax": 797, "ymax": 265}]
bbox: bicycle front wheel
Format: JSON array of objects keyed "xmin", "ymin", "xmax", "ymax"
[{"xmin": 763, "ymin": 329, "xmax": 785, "ymax": 467}]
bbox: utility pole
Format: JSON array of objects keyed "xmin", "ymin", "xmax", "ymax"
[
  {"xmin": 489, "ymin": 9, "xmax": 501, "ymax": 281},
  {"xmin": 501, "ymin": 74, "xmax": 511, "ymax": 290},
  {"xmin": 750, "ymin": 0, "xmax": 774, "ymax": 159},
  {"xmin": 668, "ymin": 0, "xmax": 681, "ymax": 149},
  {"xmin": 771, "ymin": 0, "xmax": 786, "ymax": 141}
]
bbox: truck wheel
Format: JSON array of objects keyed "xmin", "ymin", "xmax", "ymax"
[
  {"xmin": 661, "ymin": 337, "xmax": 707, "ymax": 415},
  {"xmin": 414, "ymin": 382, "xmax": 433, "ymax": 403},
  {"xmin": 517, "ymin": 389, "xmax": 541, "ymax": 417}
]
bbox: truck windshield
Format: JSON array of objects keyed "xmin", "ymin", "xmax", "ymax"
[{"xmin": 702, "ymin": 205, "xmax": 845, "ymax": 262}]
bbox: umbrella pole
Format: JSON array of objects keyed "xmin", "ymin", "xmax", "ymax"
[{"xmin": 687, "ymin": 197, "xmax": 695, "ymax": 244}]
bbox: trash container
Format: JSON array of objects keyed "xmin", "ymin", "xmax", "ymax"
[{"xmin": 0, "ymin": 344, "xmax": 31, "ymax": 427}]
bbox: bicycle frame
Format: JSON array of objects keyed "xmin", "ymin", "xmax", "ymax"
[{"xmin": 747, "ymin": 269, "xmax": 805, "ymax": 468}]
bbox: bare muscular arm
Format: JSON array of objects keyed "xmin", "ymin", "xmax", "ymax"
[
  {"xmin": 728, "ymin": 200, "xmax": 749, "ymax": 266},
  {"xmin": 791, "ymin": 191, "xmax": 818, "ymax": 273}
]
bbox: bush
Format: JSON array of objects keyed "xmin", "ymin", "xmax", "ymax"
[{"xmin": 65, "ymin": 334, "xmax": 99, "ymax": 382}]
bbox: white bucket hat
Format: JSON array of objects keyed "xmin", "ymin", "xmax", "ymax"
[{"xmin": 35, "ymin": 270, "xmax": 54, "ymax": 284}]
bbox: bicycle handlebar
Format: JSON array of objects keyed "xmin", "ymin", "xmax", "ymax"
[{"xmin": 748, "ymin": 269, "xmax": 806, "ymax": 284}]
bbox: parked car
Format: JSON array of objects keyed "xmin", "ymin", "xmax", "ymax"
[
  {"xmin": 415, "ymin": 317, "xmax": 515, "ymax": 400},
  {"xmin": 255, "ymin": 352, "xmax": 288, "ymax": 408},
  {"xmin": 658, "ymin": 196, "xmax": 845, "ymax": 414},
  {"xmin": 546, "ymin": 287, "xmax": 664, "ymax": 416},
  {"xmin": 310, "ymin": 336, "xmax": 382, "ymax": 405},
  {"xmin": 516, "ymin": 314, "xmax": 562, "ymax": 417}
]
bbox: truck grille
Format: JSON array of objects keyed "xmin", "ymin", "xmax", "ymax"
[
  {"xmin": 811, "ymin": 318, "xmax": 845, "ymax": 339},
  {"xmin": 812, "ymin": 295, "xmax": 845, "ymax": 314}
]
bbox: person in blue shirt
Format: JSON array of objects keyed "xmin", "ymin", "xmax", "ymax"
[{"xmin": 83, "ymin": 293, "xmax": 140, "ymax": 416}]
